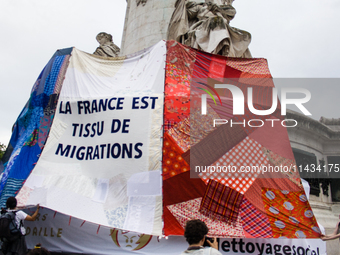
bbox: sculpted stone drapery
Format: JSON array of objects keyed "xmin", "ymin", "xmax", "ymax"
[
  {"xmin": 94, "ymin": 32, "xmax": 120, "ymax": 58},
  {"xmin": 167, "ymin": 0, "xmax": 252, "ymax": 58},
  {"xmin": 137, "ymin": 0, "xmax": 147, "ymax": 6},
  {"xmin": 320, "ymin": 117, "xmax": 340, "ymax": 126}
]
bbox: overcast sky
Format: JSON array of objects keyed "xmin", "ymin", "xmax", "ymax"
[{"xmin": 1, "ymin": 0, "xmax": 339, "ymax": 145}]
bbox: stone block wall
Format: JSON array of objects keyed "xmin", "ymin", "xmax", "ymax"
[{"xmin": 120, "ymin": 0, "xmax": 176, "ymax": 56}]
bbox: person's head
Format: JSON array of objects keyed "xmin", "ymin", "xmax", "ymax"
[
  {"xmin": 27, "ymin": 243, "xmax": 50, "ymax": 255},
  {"xmin": 6, "ymin": 196, "xmax": 17, "ymax": 209},
  {"xmin": 184, "ymin": 219, "xmax": 209, "ymax": 245},
  {"xmin": 96, "ymin": 32, "xmax": 113, "ymax": 45}
]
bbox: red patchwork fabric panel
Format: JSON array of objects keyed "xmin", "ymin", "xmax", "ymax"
[{"xmin": 163, "ymin": 40, "xmax": 316, "ymax": 239}]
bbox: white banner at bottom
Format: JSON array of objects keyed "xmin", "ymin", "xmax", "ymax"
[{"xmin": 24, "ymin": 208, "xmax": 326, "ymax": 255}]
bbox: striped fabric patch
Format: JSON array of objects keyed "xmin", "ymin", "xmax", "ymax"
[
  {"xmin": 0, "ymin": 178, "xmax": 26, "ymax": 206},
  {"xmin": 200, "ymin": 180, "xmax": 243, "ymax": 225}
]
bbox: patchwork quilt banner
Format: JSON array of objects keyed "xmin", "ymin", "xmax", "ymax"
[
  {"xmin": 2, "ymin": 41, "xmax": 166, "ymax": 236},
  {"xmin": 0, "ymin": 48, "xmax": 72, "ymax": 207},
  {"xmin": 0, "ymin": 40, "xmax": 321, "ymax": 239},
  {"xmin": 163, "ymin": 41, "xmax": 321, "ymax": 239}
]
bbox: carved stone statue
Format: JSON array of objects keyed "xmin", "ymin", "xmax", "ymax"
[
  {"xmin": 94, "ymin": 32, "xmax": 120, "ymax": 57},
  {"xmin": 137, "ymin": 0, "xmax": 147, "ymax": 6},
  {"xmin": 167, "ymin": 0, "xmax": 252, "ymax": 58},
  {"xmin": 320, "ymin": 117, "xmax": 340, "ymax": 126}
]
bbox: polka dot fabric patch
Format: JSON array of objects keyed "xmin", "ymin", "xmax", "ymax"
[
  {"xmin": 262, "ymin": 188, "xmax": 321, "ymax": 238},
  {"xmin": 200, "ymin": 136, "xmax": 269, "ymax": 194},
  {"xmin": 162, "ymin": 133, "xmax": 190, "ymax": 180}
]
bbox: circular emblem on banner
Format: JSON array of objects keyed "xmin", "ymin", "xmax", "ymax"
[{"xmin": 110, "ymin": 229, "xmax": 152, "ymax": 251}]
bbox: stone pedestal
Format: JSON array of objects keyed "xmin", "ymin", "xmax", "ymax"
[{"xmin": 120, "ymin": 0, "xmax": 176, "ymax": 56}]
